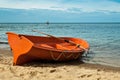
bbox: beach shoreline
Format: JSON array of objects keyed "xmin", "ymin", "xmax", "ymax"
[{"xmin": 0, "ymin": 47, "xmax": 120, "ymax": 80}]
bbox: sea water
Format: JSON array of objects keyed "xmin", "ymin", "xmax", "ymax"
[{"xmin": 0, "ymin": 23, "xmax": 120, "ymax": 67}]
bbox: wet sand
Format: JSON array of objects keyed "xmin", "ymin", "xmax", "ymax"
[{"xmin": 0, "ymin": 48, "xmax": 120, "ymax": 80}]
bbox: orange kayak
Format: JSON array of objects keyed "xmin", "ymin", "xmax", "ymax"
[{"xmin": 6, "ymin": 32, "xmax": 89, "ymax": 65}]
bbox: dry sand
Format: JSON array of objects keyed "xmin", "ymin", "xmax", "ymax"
[{"xmin": 0, "ymin": 48, "xmax": 120, "ymax": 80}]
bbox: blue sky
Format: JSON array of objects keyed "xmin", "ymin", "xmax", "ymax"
[{"xmin": 0, "ymin": 0, "xmax": 120, "ymax": 23}]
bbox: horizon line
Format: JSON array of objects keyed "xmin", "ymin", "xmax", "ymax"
[{"xmin": 0, "ymin": 22, "xmax": 120, "ymax": 24}]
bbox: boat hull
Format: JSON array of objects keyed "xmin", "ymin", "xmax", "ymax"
[{"xmin": 6, "ymin": 32, "xmax": 89, "ymax": 65}]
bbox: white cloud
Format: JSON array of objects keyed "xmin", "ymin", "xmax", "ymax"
[
  {"xmin": 0, "ymin": 0, "xmax": 120, "ymax": 13},
  {"xmin": 0, "ymin": 0, "xmax": 59, "ymax": 9}
]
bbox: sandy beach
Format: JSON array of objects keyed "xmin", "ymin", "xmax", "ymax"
[{"xmin": 0, "ymin": 48, "xmax": 120, "ymax": 80}]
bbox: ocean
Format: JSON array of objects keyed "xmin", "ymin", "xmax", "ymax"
[{"xmin": 0, "ymin": 23, "xmax": 120, "ymax": 67}]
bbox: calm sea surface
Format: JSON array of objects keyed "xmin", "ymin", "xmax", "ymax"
[{"xmin": 0, "ymin": 23, "xmax": 120, "ymax": 67}]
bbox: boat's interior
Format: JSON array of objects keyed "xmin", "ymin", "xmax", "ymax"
[
  {"xmin": 35, "ymin": 43, "xmax": 80, "ymax": 50},
  {"xmin": 21, "ymin": 35, "xmax": 88, "ymax": 51}
]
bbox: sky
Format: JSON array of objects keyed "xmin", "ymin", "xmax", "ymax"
[{"xmin": 0, "ymin": 0, "xmax": 120, "ymax": 23}]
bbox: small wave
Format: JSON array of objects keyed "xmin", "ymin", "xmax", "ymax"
[{"xmin": 0, "ymin": 42, "xmax": 8, "ymax": 44}]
